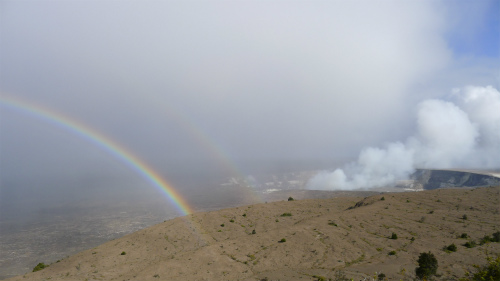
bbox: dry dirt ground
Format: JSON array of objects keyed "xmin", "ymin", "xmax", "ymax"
[{"xmin": 7, "ymin": 186, "xmax": 500, "ymax": 281}]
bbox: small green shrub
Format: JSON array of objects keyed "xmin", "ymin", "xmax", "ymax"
[
  {"xmin": 279, "ymin": 238, "xmax": 286, "ymax": 243},
  {"xmin": 411, "ymin": 237, "xmax": 415, "ymax": 242},
  {"xmin": 32, "ymin": 263, "xmax": 48, "ymax": 272},
  {"xmin": 492, "ymin": 231, "xmax": 500, "ymax": 242},
  {"xmin": 288, "ymin": 197, "xmax": 294, "ymax": 201},
  {"xmin": 230, "ymin": 219, "xmax": 235, "ymax": 223},
  {"xmin": 252, "ymin": 229, "xmax": 256, "ymax": 234},
  {"xmin": 460, "ymin": 233, "xmax": 468, "ymax": 239},
  {"xmin": 429, "ymin": 210, "xmax": 434, "ymax": 214},
  {"xmin": 415, "ymin": 252, "xmax": 438, "ymax": 279},
  {"xmin": 463, "ymin": 256, "xmax": 500, "ymax": 281},
  {"xmin": 380, "ymin": 196, "xmax": 385, "ymax": 201},
  {"xmin": 480, "ymin": 235, "xmax": 492, "ymax": 245},
  {"xmin": 328, "ymin": 221, "xmax": 338, "ymax": 227},
  {"xmin": 464, "ymin": 241, "xmax": 476, "ymax": 248},
  {"xmin": 390, "ymin": 232, "xmax": 398, "ymax": 240},
  {"xmin": 220, "ymin": 223, "xmax": 225, "ymax": 227},
  {"xmin": 377, "ymin": 273, "xmax": 386, "ymax": 280},
  {"xmin": 312, "ymin": 275, "xmax": 326, "ymax": 281},
  {"xmin": 388, "ymin": 250, "xmax": 396, "ymax": 255},
  {"xmin": 280, "ymin": 212, "xmax": 292, "ymax": 217},
  {"xmin": 462, "ymin": 214, "xmax": 468, "ymax": 220},
  {"xmin": 444, "ymin": 243, "xmax": 457, "ymax": 252},
  {"xmin": 242, "ymin": 213, "xmax": 246, "ymax": 217},
  {"xmin": 120, "ymin": 251, "xmax": 126, "ymax": 255}
]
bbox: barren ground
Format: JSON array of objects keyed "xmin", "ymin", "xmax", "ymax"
[{"xmin": 7, "ymin": 186, "xmax": 500, "ymax": 281}]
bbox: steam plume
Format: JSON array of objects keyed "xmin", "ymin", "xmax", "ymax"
[{"xmin": 307, "ymin": 85, "xmax": 500, "ymax": 190}]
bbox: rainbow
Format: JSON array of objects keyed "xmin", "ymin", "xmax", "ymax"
[
  {"xmin": 0, "ymin": 95, "xmax": 193, "ymax": 216},
  {"xmin": 138, "ymin": 98, "xmax": 264, "ymax": 204}
]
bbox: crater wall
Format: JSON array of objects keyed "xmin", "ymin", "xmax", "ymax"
[{"xmin": 411, "ymin": 169, "xmax": 500, "ymax": 190}]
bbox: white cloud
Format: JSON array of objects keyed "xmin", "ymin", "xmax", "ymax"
[
  {"xmin": 413, "ymin": 99, "xmax": 478, "ymax": 168},
  {"xmin": 308, "ymin": 85, "xmax": 500, "ymax": 190}
]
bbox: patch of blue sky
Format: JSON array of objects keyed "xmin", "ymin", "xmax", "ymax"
[{"xmin": 446, "ymin": 0, "xmax": 499, "ymax": 58}]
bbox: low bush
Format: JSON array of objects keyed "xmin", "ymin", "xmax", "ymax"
[
  {"xmin": 390, "ymin": 232, "xmax": 398, "ymax": 240},
  {"xmin": 120, "ymin": 251, "xmax": 126, "ymax": 255},
  {"xmin": 479, "ymin": 231, "xmax": 500, "ymax": 245},
  {"xmin": 388, "ymin": 251, "xmax": 396, "ymax": 256},
  {"xmin": 493, "ymin": 231, "xmax": 500, "ymax": 242},
  {"xmin": 279, "ymin": 238, "xmax": 286, "ymax": 243},
  {"xmin": 460, "ymin": 233, "xmax": 468, "ymax": 239},
  {"xmin": 462, "ymin": 256, "xmax": 500, "ymax": 281},
  {"xmin": 464, "ymin": 241, "xmax": 477, "ymax": 248},
  {"xmin": 415, "ymin": 252, "xmax": 438, "ymax": 280},
  {"xmin": 444, "ymin": 243, "xmax": 457, "ymax": 252},
  {"xmin": 280, "ymin": 212, "xmax": 292, "ymax": 217},
  {"xmin": 288, "ymin": 197, "xmax": 294, "ymax": 201},
  {"xmin": 312, "ymin": 275, "xmax": 326, "ymax": 281},
  {"xmin": 32, "ymin": 263, "xmax": 48, "ymax": 272},
  {"xmin": 480, "ymin": 235, "xmax": 492, "ymax": 245}
]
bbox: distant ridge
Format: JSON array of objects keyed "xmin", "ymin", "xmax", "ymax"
[{"xmin": 412, "ymin": 169, "xmax": 500, "ymax": 190}]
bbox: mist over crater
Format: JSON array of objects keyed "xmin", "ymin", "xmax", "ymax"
[{"xmin": 307, "ymin": 85, "xmax": 500, "ymax": 191}]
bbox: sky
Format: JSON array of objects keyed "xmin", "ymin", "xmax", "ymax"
[{"xmin": 1, "ymin": 0, "xmax": 499, "ymax": 198}]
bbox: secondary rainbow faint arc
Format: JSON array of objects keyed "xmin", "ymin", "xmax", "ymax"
[{"xmin": 0, "ymin": 95, "xmax": 193, "ymax": 216}]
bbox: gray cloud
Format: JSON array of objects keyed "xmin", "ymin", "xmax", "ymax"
[{"xmin": 0, "ymin": 1, "xmax": 498, "ymax": 187}]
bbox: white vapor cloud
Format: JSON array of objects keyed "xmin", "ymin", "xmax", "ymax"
[{"xmin": 307, "ymin": 85, "xmax": 500, "ymax": 190}]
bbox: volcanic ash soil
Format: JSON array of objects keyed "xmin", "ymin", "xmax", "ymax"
[{"xmin": 8, "ymin": 186, "xmax": 500, "ymax": 281}]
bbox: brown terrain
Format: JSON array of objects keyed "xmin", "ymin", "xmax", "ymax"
[{"xmin": 7, "ymin": 186, "xmax": 500, "ymax": 281}]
